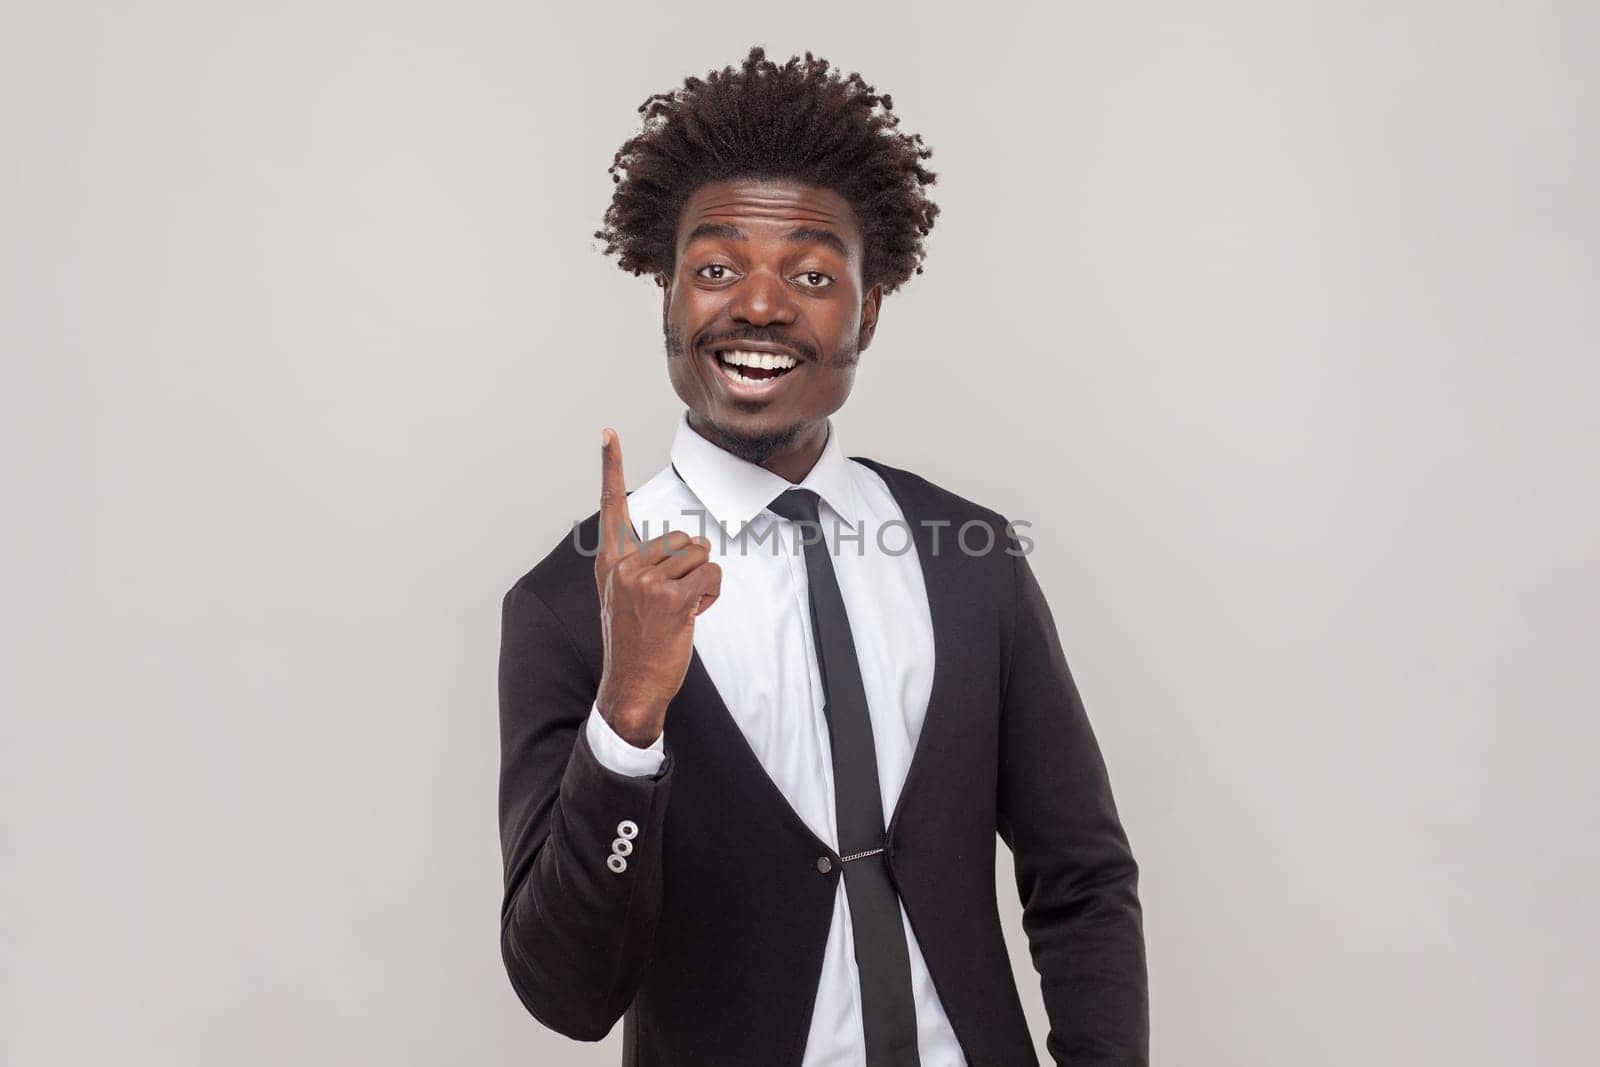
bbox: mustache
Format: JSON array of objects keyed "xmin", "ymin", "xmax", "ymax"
[{"xmin": 694, "ymin": 327, "xmax": 819, "ymax": 363}]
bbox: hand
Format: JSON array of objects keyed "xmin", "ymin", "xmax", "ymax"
[{"xmin": 593, "ymin": 427, "xmax": 722, "ymax": 747}]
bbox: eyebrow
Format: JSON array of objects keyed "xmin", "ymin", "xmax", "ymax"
[{"xmin": 684, "ymin": 222, "xmax": 849, "ymax": 258}]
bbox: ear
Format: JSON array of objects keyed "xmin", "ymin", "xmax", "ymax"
[
  {"xmin": 657, "ymin": 273, "xmax": 671, "ymax": 332},
  {"xmin": 857, "ymin": 283, "xmax": 884, "ymax": 352}
]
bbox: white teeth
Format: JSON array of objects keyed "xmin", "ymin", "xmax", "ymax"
[
  {"xmin": 720, "ymin": 364, "xmax": 775, "ymax": 387},
  {"xmin": 717, "ymin": 349, "xmax": 797, "ymax": 370}
]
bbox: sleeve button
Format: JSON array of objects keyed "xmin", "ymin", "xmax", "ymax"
[
  {"xmin": 617, "ymin": 819, "xmax": 639, "ymax": 840},
  {"xmin": 606, "ymin": 853, "xmax": 628, "ymax": 874},
  {"xmin": 611, "ymin": 837, "xmax": 633, "ymax": 857}
]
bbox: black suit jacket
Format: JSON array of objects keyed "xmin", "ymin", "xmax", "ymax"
[{"xmin": 497, "ymin": 457, "xmax": 1149, "ymax": 1065}]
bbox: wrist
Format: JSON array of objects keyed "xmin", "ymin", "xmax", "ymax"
[
  {"xmin": 614, "ymin": 723, "xmax": 662, "ymax": 748},
  {"xmin": 596, "ymin": 691, "xmax": 667, "ymax": 747}
]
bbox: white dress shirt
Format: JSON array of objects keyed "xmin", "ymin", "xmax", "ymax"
[{"xmin": 585, "ymin": 409, "xmax": 967, "ymax": 1066}]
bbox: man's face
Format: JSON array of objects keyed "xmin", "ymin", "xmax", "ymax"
[{"xmin": 661, "ymin": 177, "xmax": 882, "ymax": 467}]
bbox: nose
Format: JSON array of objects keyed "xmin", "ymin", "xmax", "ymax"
[{"xmin": 727, "ymin": 267, "xmax": 798, "ymax": 327}]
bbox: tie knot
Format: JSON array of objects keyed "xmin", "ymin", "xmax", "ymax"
[{"xmin": 768, "ymin": 487, "xmax": 822, "ymax": 525}]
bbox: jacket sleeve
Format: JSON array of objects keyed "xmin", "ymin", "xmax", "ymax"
[
  {"xmin": 995, "ymin": 540, "xmax": 1150, "ymax": 1065},
  {"xmin": 496, "ymin": 580, "xmax": 674, "ymax": 1041}
]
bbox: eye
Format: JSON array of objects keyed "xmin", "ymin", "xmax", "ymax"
[
  {"xmin": 795, "ymin": 270, "xmax": 834, "ymax": 289},
  {"xmin": 696, "ymin": 263, "xmax": 735, "ymax": 281}
]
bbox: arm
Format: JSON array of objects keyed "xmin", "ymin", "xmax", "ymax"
[
  {"xmin": 496, "ymin": 582, "xmax": 672, "ymax": 1040},
  {"xmin": 996, "ymin": 542, "xmax": 1150, "ymax": 1065},
  {"xmin": 497, "ymin": 428, "xmax": 719, "ymax": 1040}
]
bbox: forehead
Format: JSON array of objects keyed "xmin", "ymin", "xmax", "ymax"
[{"xmin": 675, "ymin": 178, "xmax": 861, "ymax": 254}]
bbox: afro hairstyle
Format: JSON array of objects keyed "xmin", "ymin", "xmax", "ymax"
[{"xmin": 595, "ymin": 45, "xmax": 940, "ymax": 294}]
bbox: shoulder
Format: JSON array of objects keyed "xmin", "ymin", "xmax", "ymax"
[
  {"xmin": 502, "ymin": 510, "xmax": 602, "ymax": 634},
  {"xmin": 848, "ymin": 456, "xmax": 1035, "ymax": 624},
  {"xmin": 848, "ymin": 455, "xmax": 1015, "ymax": 535}
]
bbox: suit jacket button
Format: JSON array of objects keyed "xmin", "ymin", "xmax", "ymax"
[{"xmin": 815, "ymin": 856, "xmax": 833, "ymax": 875}]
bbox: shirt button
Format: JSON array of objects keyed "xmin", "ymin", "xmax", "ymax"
[{"xmin": 815, "ymin": 856, "xmax": 833, "ymax": 875}]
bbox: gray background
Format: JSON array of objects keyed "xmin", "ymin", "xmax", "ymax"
[{"xmin": 3, "ymin": 2, "xmax": 1596, "ymax": 1064}]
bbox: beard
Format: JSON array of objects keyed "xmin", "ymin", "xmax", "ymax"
[
  {"xmin": 700, "ymin": 419, "xmax": 809, "ymax": 466},
  {"xmin": 665, "ymin": 323, "xmax": 852, "ymax": 466}
]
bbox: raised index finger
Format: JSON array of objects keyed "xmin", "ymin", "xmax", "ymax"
[{"xmin": 598, "ymin": 427, "xmax": 637, "ymax": 566}]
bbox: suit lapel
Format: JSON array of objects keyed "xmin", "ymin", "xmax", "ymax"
[
  {"xmin": 673, "ymin": 650, "xmax": 838, "ymax": 858},
  {"xmin": 847, "ymin": 457, "xmax": 966, "ymax": 841}
]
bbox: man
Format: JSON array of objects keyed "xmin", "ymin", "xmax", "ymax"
[{"xmin": 498, "ymin": 46, "xmax": 1148, "ymax": 1066}]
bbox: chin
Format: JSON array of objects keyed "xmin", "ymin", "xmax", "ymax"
[{"xmin": 702, "ymin": 413, "xmax": 806, "ymax": 466}]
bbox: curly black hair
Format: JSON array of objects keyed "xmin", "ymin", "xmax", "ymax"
[{"xmin": 595, "ymin": 46, "xmax": 940, "ymax": 294}]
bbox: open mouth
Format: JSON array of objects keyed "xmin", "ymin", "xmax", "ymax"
[{"xmin": 710, "ymin": 348, "xmax": 801, "ymax": 389}]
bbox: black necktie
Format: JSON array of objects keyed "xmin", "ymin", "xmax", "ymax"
[{"xmin": 768, "ymin": 487, "xmax": 922, "ymax": 1066}]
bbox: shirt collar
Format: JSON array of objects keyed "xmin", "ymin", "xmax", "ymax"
[{"xmin": 668, "ymin": 409, "xmax": 861, "ymax": 531}]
